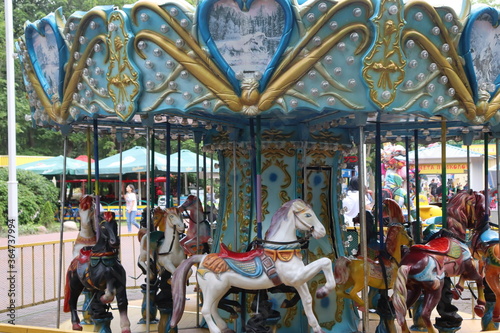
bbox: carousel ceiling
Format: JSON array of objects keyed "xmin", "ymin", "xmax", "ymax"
[{"xmin": 15, "ymin": 0, "xmax": 500, "ymax": 138}]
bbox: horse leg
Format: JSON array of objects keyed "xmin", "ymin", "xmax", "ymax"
[
  {"xmin": 314, "ymin": 258, "xmax": 336, "ymax": 297},
  {"xmin": 420, "ymin": 283, "xmax": 443, "ymax": 333},
  {"xmin": 462, "ymin": 260, "xmax": 486, "ymax": 317},
  {"xmin": 68, "ymin": 277, "xmax": 85, "ymax": 331},
  {"xmin": 345, "ymin": 278, "xmax": 366, "ymax": 310},
  {"xmin": 285, "ymin": 258, "xmax": 335, "ymax": 297},
  {"xmin": 115, "ymin": 280, "xmax": 131, "ymax": 333},
  {"xmin": 211, "ymin": 294, "xmax": 233, "ymax": 333},
  {"xmin": 485, "ymin": 265, "xmax": 500, "ymax": 321},
  {"xmin": 295, "ymin": 283, "xmax": 323, "ymax": 333},
  {"xmin": 101, "ymin": 276, "xmax": 116, "ymax": 304},
  {"xmin": 199, "ymin": 278, "xmax": 227, "ymax": 333}
]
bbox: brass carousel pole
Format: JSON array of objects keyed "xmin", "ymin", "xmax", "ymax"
[
  {"xmin": 56, "ymin": 135, "xmax": 68, "ymax": 328},
  {"xmin": 358, "ymin": 126, "xmax": 369, "ymax": 333}
]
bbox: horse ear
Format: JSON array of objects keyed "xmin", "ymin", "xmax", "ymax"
[{"xmin": 292, "ymin": 199, "xmax": 307, "ymax": 213}]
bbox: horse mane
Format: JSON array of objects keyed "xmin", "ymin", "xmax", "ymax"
[
  {"xmin": 265, "ymin": 199, "xmax": 304, "ymax": 239},
  {"xmin": 385, "ymin": 224, "xmax": 401, "ymax": 255},
  {"xmin": 446, "ymin": 190, "xmax": 476, "ymax": 239}
]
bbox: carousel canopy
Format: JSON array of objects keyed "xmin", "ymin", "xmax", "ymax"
[
  {"xmin": 16, "ymin": 0, "xmax": 500, "ymax": 141},
  {"xmin": 16, "ymin": 155, "xmax": 88, "ymax": 175}
]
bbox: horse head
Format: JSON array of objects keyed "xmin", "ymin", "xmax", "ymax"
[
  {"xmin": 100, "ymin": 211, "xmax": 119, "ymax": 249},
  {"xmin": 153, "ymin": 206, "xmax": 167, "ymax": 231},
  {"xmin": 180, "ymin": 195, "xmax": 201, "ymax": 211},
  {"xmin": 291, "ymin": 200, "xmax": 325, "ymax": 239},
  {"xmin": 382, "ymin": 198, "xmax": 404, "ymax": 224},
  {"xmin": 165, "ymin": 207, "xmax": 185, "ymax": 234},
  {"xmin": 447, "ymin": 190, "xmax": 477, "ymax": 238},
  {"xmin": 385, "ymin": 223, "xmax": 413, "ymax": 259}
]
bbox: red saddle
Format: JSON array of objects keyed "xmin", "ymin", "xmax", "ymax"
[
  {"xmin": 413, "ymin": 237, "xmax": 451, "ymax": 255},
  {"xmin": 218, "ymin": 243, "xmax": 263, "ymax": 261}
]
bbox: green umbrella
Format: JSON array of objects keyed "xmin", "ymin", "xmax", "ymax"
[
  {"xmin": 75, "ymin": 146, "xmax": 168, "ymax": 175},
  {"xmin": 169, "ymin": 149, "xmax": 219, "ymax": 173},
  {"xmin": 17, "ymin": 155, "xmax": 89, "ymax": 175}
]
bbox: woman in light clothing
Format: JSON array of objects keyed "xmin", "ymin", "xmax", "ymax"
[
  {"xmin": 342, "ymin": 176, "xmax": 373, "ymax": 227},
  {"xmin": 125, "ymin": 184, "xmax": 140, "ymax": 232}
]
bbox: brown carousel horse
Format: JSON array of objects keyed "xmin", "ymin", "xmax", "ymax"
[
  {"xmin": 64, "ymin": 211, "xmax": 130, "ymax": 333},
  {"xmin": 335, "ymin": 199, "xmax": 412, "ymax": 309},
  {"xmin": 393, "ymin": 190, "xmax": 486, "ymax": 333},
  {"xmin": 470, "ymin": 191, "xmax": 500, "ymax": 321}
]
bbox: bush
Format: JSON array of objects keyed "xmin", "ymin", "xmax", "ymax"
[
  {"xmin": 0, "ymin": 168, "xmax": 59, "ymax": 225},
  {"xmin": 39, "ymin": 201, "xmax": 55, "ymax": 227}
]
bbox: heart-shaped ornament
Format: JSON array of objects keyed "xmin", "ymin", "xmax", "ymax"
[
  {"xmin": 25, "ymin": 12, "xmax": 67, "ymax": 102},
  {"xmin": 462, "ymin": 6, "xmax": 500, "ymax": 100},
  {"xmin": 198, "ymin": 0, "xmax": 293, "ymax": 94}
]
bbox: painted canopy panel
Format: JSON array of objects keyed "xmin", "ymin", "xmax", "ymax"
[{"xmin": 16, "ymin": 0, "xmax": 500, "ymax": 127}]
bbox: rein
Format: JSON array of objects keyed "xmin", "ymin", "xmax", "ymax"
[{"xmin": 158, "ymin": 217, "xmax": 183, "ymax": 256}]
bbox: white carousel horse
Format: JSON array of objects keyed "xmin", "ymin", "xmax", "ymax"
[
  {"xmin": 137, "ymin": 206, "xmax": 187, "ymax": 280},
  {"xmin": 179, "ymin": 194, "xmax": 212, "ymax": 255},
  {"xmin": 72, "ymin": 195, "xmax": 97, "ymax": 258},
  {"xmin": 170, "ymin": 199, "xmax": 336, "ymax": 333}
]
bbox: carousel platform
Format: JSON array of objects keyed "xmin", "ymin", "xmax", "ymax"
[{"xmin": 0, "ymin": 285, "xmax": 494, "ymax": 333}]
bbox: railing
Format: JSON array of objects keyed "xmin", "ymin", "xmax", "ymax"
[{"xmin": 0, "ymin": 233, "xmax": 141, "ymax": 314}]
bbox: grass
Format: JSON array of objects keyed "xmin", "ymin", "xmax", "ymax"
[{"xmin": 0, "ymin": 222, "xmax": 62, "ymax": 237}]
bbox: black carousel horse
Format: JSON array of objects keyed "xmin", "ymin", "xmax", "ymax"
[{"xmin": 64, "ymin": 211, "xmax": 131, "ymax": 333}]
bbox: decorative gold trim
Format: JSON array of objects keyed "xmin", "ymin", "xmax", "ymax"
[
  {"xmin": 404, "ymin": 1, "xmax": 472, "ymax": 94},
  {"xmin": 135, "ymin": 31, "xmax": 242, "ymax": 111},
  {"xmin": 269, "ymin": 0, "xmax": 374, "ymax": 84},
  {"xmin": 260, "ymin": 24, "xmax": 370, "ymax": 111},
  {"xmin": 131, "ymin": 1, "xmax": 230, "ymax": 86}
]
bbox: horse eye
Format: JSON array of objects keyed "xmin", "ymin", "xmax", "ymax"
[{"xmin": 305, "ymin": 213, "xmax": 311, "ymax": 218}]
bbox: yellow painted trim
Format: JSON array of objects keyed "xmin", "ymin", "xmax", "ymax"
[{"xmin": 0, "ymin": 324, "xmax": 75, "ymax": 333}]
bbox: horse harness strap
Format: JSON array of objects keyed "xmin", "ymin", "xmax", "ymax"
[
  {"xmin": 260, "ymin": 252, "xmax": 282, "ymax": 286},
  {"xmin": 261, "ymin": 249, "xmax": 302, "ymax": 286},
  {"xmin": 157, "ymin": 231, "xmax": 178, "ymax": 255},
  {"xmin": 90, "ymin": 251, "xmax": 118, "ymax": 267}
]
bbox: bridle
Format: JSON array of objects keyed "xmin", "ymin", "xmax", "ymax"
[
  {"xmin": 293, "ymin": 207, "xmax": 315, "ymax": 234},
  {"xmin": 158, "ymin": 210, "xmax": 183, "ymax": 256}
]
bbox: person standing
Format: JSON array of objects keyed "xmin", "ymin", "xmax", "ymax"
[
  {"xmin": 429, "ymin": 178, "xmax": 438, "ymax": 202},
  {"xmin": 125, "ymin": 184, "xmax": 140, "ymax": 232},
  {"xmin": 342, "ymin": 176, "xmax": 373, "ymax": 227}
]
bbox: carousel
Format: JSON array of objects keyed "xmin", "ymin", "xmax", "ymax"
[{"xmin": 12, "ymin": 0, "xmax": 500, "ymax": 332}]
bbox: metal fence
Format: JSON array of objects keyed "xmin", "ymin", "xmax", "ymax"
[{"xmin": 0, "ymin": 233, "xmax": 141, "ymax": 315}]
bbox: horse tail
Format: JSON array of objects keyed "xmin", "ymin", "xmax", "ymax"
[
  {"xmin": 63, "ymin": 268, "xmax": 71, "ymax": 312},
  {"xmin": 171, "ymin": 255, "xmax": 204, "ymax": 328},
  {"xmin": 393, "ymin": 264, "xmax": 411, "ymax": 326},
  {"xmin": 334, "ymin": 256, "xmax": 351, "ymax": 285}
]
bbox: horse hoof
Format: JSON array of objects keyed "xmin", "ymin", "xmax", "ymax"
[
  {"xmin": 315, "ymin": 286, "xmax": 328, "ymax": 299},
  {"xmin": 121, "ymin": 330, "xmax": 131, "ymax": 333},
  {"xmin": 451, "ymin": 289, "xmax": 460, "ymax": 300},
  {"xmin": 474, "ymin": 305, "xmax": 485, "ymax": 318},
  {"xmin": 72, "ymin": 323, "xmax": 83, "ymax": 331},
  {"xmin": 100, "ymin": 295, "xmax": 114, "ymax": 304}
]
